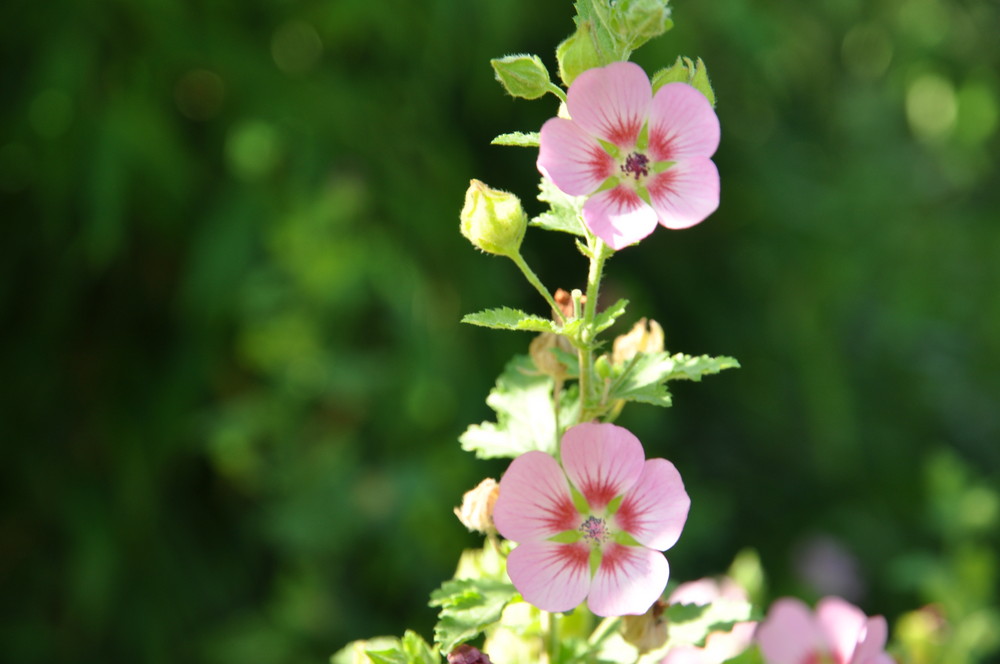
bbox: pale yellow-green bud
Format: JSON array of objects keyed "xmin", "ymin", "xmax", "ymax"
[
  {"xmin": 460, "ymin": 179, "xmax": 527, "ymax": 257},
  {"xmin": 491, "ymin": 54, "xmax": 551, "ymax": 100}
]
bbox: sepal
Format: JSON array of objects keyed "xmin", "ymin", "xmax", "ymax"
[{"xmin": 651, "ymin": 56, "xmax": 716, "ymax": 106}]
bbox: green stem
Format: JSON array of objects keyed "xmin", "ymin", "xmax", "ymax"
[
  {"xmin": 546, "ymin": 611, "xmax": 559, "ymax": 664},
  {"xmin": 547, "ymin": 83, "xmax": 568, "ymax": 104},
  {"xmin": 578, "ymin": 239, "xmax": 610, "ymax": 420},
  {"xmin": 511, "ymin": 252, "xmax": 565, "ymax": 324}
]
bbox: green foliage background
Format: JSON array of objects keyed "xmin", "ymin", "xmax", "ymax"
[{"xmin": 2, "ymin": 0, "xmax": 998, "ymax": 662}]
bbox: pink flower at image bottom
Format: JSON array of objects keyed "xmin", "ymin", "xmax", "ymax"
[{"xmin": 493, "ymin": 422, "xmax": 690, "ymax": 617}]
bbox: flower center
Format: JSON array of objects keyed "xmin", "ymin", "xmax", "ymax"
[
  {"xmin": 579, "ymin": 516, "xmax": 609, "ymax": 544},
  {"xmin": 620, "ymin": 152, "xmax": 649, "ymax": 180}
]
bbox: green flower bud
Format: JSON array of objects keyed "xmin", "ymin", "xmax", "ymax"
[
  {"xmin": 652, "ymin": 56, "xmax": 716, "ymax": 106},
  {"xmin": 460, "ymin": 179, "xmax": 527, "ymax": 257},
  {"xmin": 491, "ymin": 54, "xmax": 551, "ymax": 100},
  {"xmin": 556, "ymin": 21, "xmax": 602, "ymax": 87},
  {"xmin": 609, "ymin": 0, "xmax": 673, "ymax": 51}
]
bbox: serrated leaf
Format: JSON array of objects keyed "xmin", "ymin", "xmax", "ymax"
[
  {"xmin": 594, "ymin": 298, "xmax": 629, "ymax": 334},
  {"xmin": 429, "ymin": 578, "xmax": 518, "ymax": 654},
  {"xmin": 459, "ymin": 355, "xmax": 558, "ymax": 458},
  {"xmin": 491, "ymin": 131, "xmax": 540, "ymax": 147},
  {"xmin": 608, "ymin": 352, "xmax": 739, "ymax": 407},
  {"xmin": 462, "ymin": 307, "xmax": 558, "ymax": 333},
  {"xmin": 664, "ymin": 599, "xmax": 754, "ymax": 649},
  {"xmin": 530, "ymin": 177, "xmax": 587, "ymax": 236}
]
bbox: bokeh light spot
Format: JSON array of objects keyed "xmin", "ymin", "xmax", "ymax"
[
  {"xmin": 841, "ymin": 23, "xmax": 893, "ymax": 80},
  {"xmin": 906, "ymin": 73, "xmax": 957, "ymax": 141},
  {"xmin": 956, "ymin": 79, "xmax": 999, "ymax": 146},
  {"xmin": 272, "ymin": 20, "xmax": 323, "ymax": 75},
  {"xmin": 225, "ymin": 120, "xmax": 282, "ymax": 181},
  {"xmin": 174, "ymin": 69, "xmax": 226, "ymax": 121}
]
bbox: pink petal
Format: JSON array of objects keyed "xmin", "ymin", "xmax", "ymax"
[
  {"xmin": 852, "ymin": 616, "xmax": 890, "ymax": 664},
  {"xmin": 587, "ymin": 543, "xmax": 669, "ymax": 616},
  {"xmin": 756, "ymin": 598, "xmax": 827, "ymax": 664},
  {"xmin": 816, "ymin": 596, "xmax": 867, "ymax": 664},
  {"xmin": 582, "ymin": 186, "xmax": 659, "ymax": 250},
  {"xmin": 561, "ymin": 422, "xmax": 645, "ymax": 511},
  {"xmin": 505, "ymin": 540, "xmax": 591, "ymax": 613},
  {"xmin": 613, "ymin": 458, "xmax": 690, "ymax": 551},
  {"xmin": 566, "ymin": 61, "xmax": 651, "ymax": 150},
  {"xmin": 646, "ymin": 158, "xmax": 720, "ymax": 230},
  {"xmin": 647, "ymin": 82, "xmax": 720, "ymax": 162},
  {"xmin": 493, "ymin": 450, "xmax": 581, "ymax": 542},
  {"xmin": 538, "ymin": 117, "xmax": 616, "ymax": 196}
]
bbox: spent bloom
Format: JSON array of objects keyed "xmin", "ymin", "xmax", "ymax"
[
  {"xmin": 756, "ymin": 597, "xmax": 895, "ymax": 664},
  {"xmin": 538, "ymin": 61, "xmax": 720, "ymax": 250},
  {"xmin": 493, "ymin": 422, "xmax": 690, "ymax": 616}
]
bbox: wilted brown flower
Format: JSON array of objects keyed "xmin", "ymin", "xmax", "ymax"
[
  {"xmin": 454, "ymin": 478, "xmax": 500, "ymax": 534},
  {"xmin": 612, "ymin": 318, "xmax": 665, "ymax": 366}
]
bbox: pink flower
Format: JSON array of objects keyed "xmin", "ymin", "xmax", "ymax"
[
  {"xmin": 756, "ymin": 597, "xmax": 896, "ymax": 664},
  {"xmin": 492, "ymin": 422, "xmax": 690, "ymax": 616},
  {"xmin": 537, "ymin": 61, "xmax": 720, "ymax": 250},
  {"xmin": 660, "ymin": 577, "xmax": 757, "ymax": 664}
]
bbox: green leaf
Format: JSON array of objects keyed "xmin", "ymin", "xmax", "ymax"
[
  {"xmin": 593, "ymin": 299, "xmax": 629, "ymax": 334},
  {"xmin": 491, "ymin": 54, "xmax": 551, "ymax": 100},
  {"xmin": 365, "ymin": 648, "xmax": 408, "ymax": 664},
  {"xmin": 429, "ymin": 578, "xmax": 518, "ymax": 654},
  {"xmin": 461, "ymin": 307, "xmax": 558, "ymax": 333},
  {"xmin": 608, "ymin": 352, "xmax": 739, "ymax": 407},
  {"xmin": 530, "ymin": 177, "xmax": 587, "ymax": 236},
  {"xmin": 491, "ymin": 131, "xmax": 540, "ymax": 147},
  {"xmin": 459, "ymin": 355, "xmax": 558, "ymax": 458},
  {"xmin": 401, "ymin": 631, "xmax": 438, "ymax": 664},
  {"xmin": 664, "ymin": 599, "xmax": 754, "ymax": 649},
  {"xmin": 651, "ymin": 56, "xmax": 716, "ymax": 106},
  {"xmin": 331, "ymin": 637, "xmax": 401, "ymax": 664}
]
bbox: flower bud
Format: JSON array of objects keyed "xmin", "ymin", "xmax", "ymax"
[
  {"xmin": 621, "ymin": 600, "xmax": 668, "ymax": 653},
  {"xmin": 556, "ymin": 21, "xmax": 603, "ymax": 87},
  {"xmin": 491, "ymin": 54, "xmax": 551, "ymax": 100},
  {"xmin": 454, "ymin": 478, "xmax": 500, "ymax": 534},
  {"xmin": 612, "ymin": 318, "xmax": 665, "ymax": 365},
  {"xmin": 460, "ymin": 180, "xmax": 527, "ymax": 257}
]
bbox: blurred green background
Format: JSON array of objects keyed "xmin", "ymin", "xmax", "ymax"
[{"xmin": 2, "ymin": 0, "xmax": 998, "ymax": 662}]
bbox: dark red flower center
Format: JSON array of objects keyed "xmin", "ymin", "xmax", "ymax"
[
  {"xmin": 621, "ymin": 152, "xmax": 650, "ymax": 180},
  {"xmin": 580, "ymin": 516, "xmax": 609, "ymax": 543}
]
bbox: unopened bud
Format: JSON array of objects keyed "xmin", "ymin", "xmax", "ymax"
[
  {"xmin": 621, "ymin": 600, "xmax": 668, "ymax": 653},
  {"xmin": 454, "ymin": 478, "xmax": 500, "ymax": 534},
  {"xmin": 612, "ymin": 318, "xmax": 665, "ymax": 365},
  {"xmin": 460, "ymin": 180, "xmax": 527, "ymax": 257},
  {"xmin": 556, "ymin": 21, "xmax": 603, "ymax": 87},
  {"xmin": 491, "ymin": 54, "xmax": 551, "ymax": 100}
]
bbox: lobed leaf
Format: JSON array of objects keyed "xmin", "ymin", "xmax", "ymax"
[
  {"xmin": 459, "ymin": 355, "xmax": 558, "ymax": 458},
  {"xmin": 461, "ymin": 307, "xmax": 558, "ymax": 333},
  {"xmin": 491, "ymin": 131, "xmax": 540, "ymax": 147},
  {"xmin": 530, "ymin": 177, "xmax": 587, "ymax": 236},
  {"xmin": 608, "ymin": 352, "xmax": 739, "ymax": 407},
  {"xmin": 429, "ymin": 578, "xmax": 518, "ymax": 654}
]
